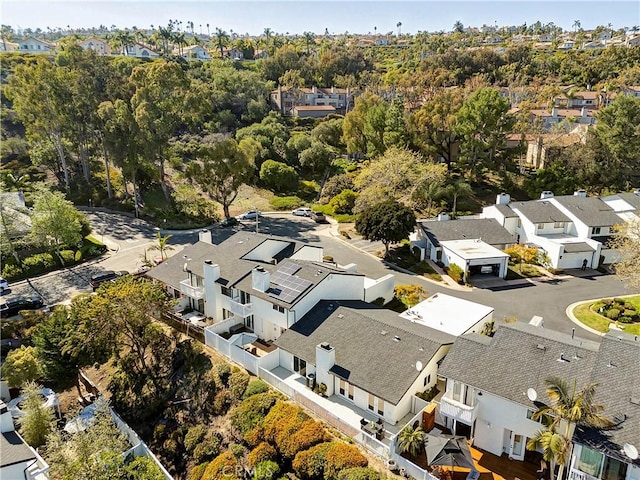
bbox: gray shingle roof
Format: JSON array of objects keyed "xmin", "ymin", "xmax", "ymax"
[
  {"xmin": 511, "ymin": 200, "xmax": 572, "ymax": 223},
  {"xmin": 563, "ymin": 242, "xmax": 595, "ymax": 253},
  {"xmin": 575, "ymin": 332, "xmax": 640, "ymax": 465},
  {"xmin": 438, "ymin": 322, "xmax": 600, "ymax": 409},
  {"xmin": 274, "ymin": 300, "xmax": 455, "ymax": 404},
  {"xmin": 420, "ymin": 218, "xmax": 515, "ymax": 247},
  {"xmin": 552, "ymin": 195, "xmax": 623, "ymax": 227},
  {"xmin": 493, "ymin": 204, "xmax": 519, "ymax": 218},
  {"xmin": 0, "ymin": 431, "xmax": 36, "ymax": 468},
  {"xmin": 617, "ymin": 192, "xmax": 640, "ymax": 210}
]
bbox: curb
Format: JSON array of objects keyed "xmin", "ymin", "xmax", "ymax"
[{"xmin": 566, "ymin": 294, "xmax": 640, "ymax": 337}]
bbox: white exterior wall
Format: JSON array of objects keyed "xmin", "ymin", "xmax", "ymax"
[
  {"xmin": 534, "ymin": 222, "xmax": 567, "ymax": 235},
  {"xmin": 514, "ymin": 214, "xmax": 537, "ymax": 243},
  {"xmin": 363, "ymin": 274, "xmax": 395, "ymax": 304},
  {"xmin": 474, "ymin": 390, "xmax": 542, "ymax": 456},
  {"xmin": 571, "ymin": 444, "xmax": 640, "ymax": 480},
  {"xmin": 252, "ymin": 296, "xmax": 289, "ymax": 342},
  {"xmin": 443, "ymin": 249, "xmax": 508, "ymax": 279},
  {"xmin": 292, "ymin": 274, "xmax": 365, "ymax": 321}
]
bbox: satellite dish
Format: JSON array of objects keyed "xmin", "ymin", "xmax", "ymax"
[
  {"xmin": 623, "ymin": 443, "xmax": 639, "ymax": 460},
  {"xmin": 416, "ymin": 361, "xmax": 423, "ymax": 371},
  {"xmin": 527, "ymin": 388, "xmax": 538, "ymax": 402}
]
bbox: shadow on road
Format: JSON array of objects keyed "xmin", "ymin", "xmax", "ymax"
[{"xmin": 486, "ymin": 282, "xmax": 535, "ymax": 292}]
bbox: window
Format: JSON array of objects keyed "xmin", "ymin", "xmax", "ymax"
[
  {"xmin": 245, "ymin": 315, "xmax": 254, "ymax": 330},
  {"xmin": 348, "ymin": 384, "xmax": 354, "ymax": 400},
  {"xmin": 272, "ymin": 304, "xmax": 285, "ymax": 313},
  {"xmin": 424, "ymin": 374, "xmax": 431, "ymax": 387},
  {"xmin": 592, "ymin": 227, "xmax": 601, "ymax": 235},
  {"xmin": 222, "ymin": 309, "xmax": 233, "ymax": 320},
  {"xmin": 538, "ymin": 223, "xmax": 545, "ymax": 230},
  {"xmin": 602, "ymin": 455, "xmax": 627, "ymax": 480},
  {"xmin": 339, "ymin": 380, "xmax": 346, "ymax": 396},
  {"xmin": 368, "ymin": 393, "xmax": 374, "ymax": 411},
  {"xmin": 240, "ymin": 291, "xmax": 251, "ymax": 304},
  {"xmin": 377, "ymin": 399, "xmax": 385, "ymax": 416},
  {"xmin": 577, "ymin": 446, "xmax": 603, "ymax": 477},
  {"xmin": 554, "ymin": 222, "xmax": 565, "ymax": 229},
  {"xmin": 293, "ymin": 356, "xmax": 306, "ymax": 375},
  {"xmin": 221, "ymin": 286, "xmax": 232, "ymax": 297}
]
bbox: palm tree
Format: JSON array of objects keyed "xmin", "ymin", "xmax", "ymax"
[
  {"xmin": 147, "ymin": 232, "xmax": 174, "ymax": 261},
  {"xmin": 263, "ymin": 27, "xmax": 272, "ymax": 51},
  {"xmin": 206, "ymin": 23, "xmax": 210, "ymax": 37},
  {"xmin": 446, "ymin": 180, "xmax": 472, "ymax": 216},
  {"xmin": 303, "ymin": 31, "xmax": 314, "ymax": 54},
  {"xmin": 398, "ymin": 425, "xmax": 425, "ymax": 458},
  {"xmin": 397, "ymin": 21, "xmax": 402, "ymax": 36},
  {"xmin": 527, "ymin": 377, "xmax": 613, "ymax": 480},
  {"xmin": 573, "ymin": 20, "xmax": 581, "ymax": 33},
  {"xmin": 215, "ymin": 28, "xmax": 229, "ymax": 58}
]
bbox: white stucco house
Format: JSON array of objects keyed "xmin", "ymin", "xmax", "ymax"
[
  {"xmin": 601, "ymin": 191, "xmax": 640, "ymax": 222},
  {"xmin": 147, "ymin": 231, "xmax": 395, "ymax": 343},
  {"xmin": 411, "ymin": 216, "xmax": 515, "ymax": 279},
  {"xmin": 175, "ymin": 45, "xmax": 211, "ymax": 60},
  {"xmin": 1, "ymin": 401, "xmax": 50, "ymax": 479},
  {"xmin": 17, "ymin": 36, "xmax": 54, "ymax": 54},
  {"xmin": 79, "ymin": 36, "xmax": 111, "ymax": 55},
  {"xmin": 123, "ymin": 42, "xmax": 160, "ymax": 58}
]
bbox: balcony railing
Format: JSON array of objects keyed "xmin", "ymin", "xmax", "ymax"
[
  {"xmin": 179, "ymin": 279, "xmax": 205, "ymax": 300},
  {"xmin": 439, "ymin": 392, "xmax": 477, "ymax": 424},
  {"xmin": 569, "ymin": 469, "xmax": 600, "ymax": 480},
  {"xmin": 220, "ymin": 295, "xmax": 253, "ymax": 318}
]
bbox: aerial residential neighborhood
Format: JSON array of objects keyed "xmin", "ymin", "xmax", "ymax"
[{"xmin": 1, "ymin": 3, "xmax": 639, "ymax": 480}]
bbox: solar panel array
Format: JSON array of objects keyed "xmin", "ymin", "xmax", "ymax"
[{"xmin": 268, "ymin": 262, "xmax": 313, "ymax": 304}]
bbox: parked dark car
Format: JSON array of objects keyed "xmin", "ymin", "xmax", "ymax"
[
  {"xmin": 310, "ymin": 211, "xmax": 326, "ymax": 223},
  {"xmin": 90, "ymin": 270, "xmax": 128, "ymax": 291},
  {"xmin": 219, "ymin": 217, "xmax": 239, "ymax": 228},
  {"xmin": 0, "ymin": 295, "xmax": 45, "ymax": 318}
]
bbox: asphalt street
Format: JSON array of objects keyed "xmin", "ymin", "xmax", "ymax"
[{"xmin": 5, "ymin": 211, "xmax": 636, "ymax": 342}]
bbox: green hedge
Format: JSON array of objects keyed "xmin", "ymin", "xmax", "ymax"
[{"xmin": 269, "ymin": 196, "xmax": 303, "ymax": 210}]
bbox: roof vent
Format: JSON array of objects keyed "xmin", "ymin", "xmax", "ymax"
[
  {"xmin": 337, "ymin": 314, "xmax": 344, "ymax": 319},
  {"xmin": 558, "ymin": 353, "xmax": 570, "ymax": 363},
  {"xmin": 393, "ymin": 335, "xmax": 401, "ymax": 342},
  {"xmin": 380, "ymin": 330, "xmax": 388, "ymax": 336},
  {"xmin": 608, "ymin": 360, "xmax": 617, "ymax": 368},
  {"xmin": 204, "ymin": 259, "xmax": 213, "ymax": 265},
  {"xmin": 536, "ymin": 344, "xmax": 546, "ymax": 350},
  {"xmin": 631, "ymin": 397, "xmax": 640, "ymax": 406}
]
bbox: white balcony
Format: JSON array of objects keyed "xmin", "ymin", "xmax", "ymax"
[
  {"xmin": 220, "ymin": 295, "xmax": 253, "ymax": 318},
  {"xmin": 569, "ymin": 469, "xmax": 600, "ymax": 480},
  {"xmin": 439, "ymin": 392, "xmax": 477, "ymax": 424},
  {"xmin": 180, "ymin": 279, "xmax": 205, "ymax": 300}
]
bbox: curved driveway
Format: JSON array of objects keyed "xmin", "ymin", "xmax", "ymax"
[{"xmin": 9, "ymin": 211, "xmax": 636, "ymax": 341}]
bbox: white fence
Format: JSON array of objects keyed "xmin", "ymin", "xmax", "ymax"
[{"xmin": 258, "ymin": 367, "xmax": 294, "ymax": 397}]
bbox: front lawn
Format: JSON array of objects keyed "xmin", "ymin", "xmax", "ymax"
[
  {"xmin": 505, "ymin": 264, "xmax": 545, "ymax": 280},
  {"xmin": 573, "ymin": 296, "xmax": 640, "ymax": 335}
]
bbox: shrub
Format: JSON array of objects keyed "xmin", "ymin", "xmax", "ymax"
[
  {"xmin": 619, "ymin": 316, "xmax": 634, "ymax": 324},
  {"xmin": 201, "ymin": 451, "xmax": 242, "ymax": 480},
  {"xmin": 447, "ymin": 264, "xmax": 464, "ymax": 283},
  {"xmin": 293, "ymin": 442, "xmax": 333, "ymax": 479},
  {"xmin": 1, "ymin": 346, "xmax": 42, "ymax": 388},
  {"xmin": 254, "ymin": 460, "xmax": 280, "ymax": 480},
  {"xmin": 248, "ymin": 442, "xmax": 277, "ymax": 469},
  {"xmin": 213, "ymin": 390, "xmax": 232, "ymax": 415},
  {"xmin": 279, "ymin": 419, "xmax": 329, "ymax": 459},
  {"xmin": 228, "ymin": 369, "xmax": 250, "ymax": 402},
  {"xmin": 59, "ymin": 249, "xmax": 75, "ymax": 265},
  {"xmin": 185, "ymin": 425, "xmax": 208, "ymax": 452},
  {"xmin": 337, "ymin": 467, "xmax": 381, "ymax": 480},
  {"xmin": 269, "ymin": 196, "xmax": 303, "ymax": 210},
  {"xmin": 623, "ymin": 309, "xmax": 637, "ymax": 319},
  {"xmin": 1, "ymin": 263, "xmax": 23, "ymax": 281},
  {"xmin": 188, "ymin": 463, "xmax": 209, "ymax": 480},
  {"xmin": 325, "ymin": 443, "xmax": 368, "ymax": 480},
  {"xmin": 298, "ymin": 180, "xmax": 320, "ymax": 200},
  {"xmin": 394, "ymin": 284, "xmax": 426, "ymax": 308},
  {"xmin": 606, "ymin": 308, "xmax": 620, "ymax": 320},
  {"xmin": 260, "ymin": 160, "xmax": 298, "ymax": 193},
  {"xmin": 329, "ymin": 190, "xmax": 358, "ymax": 214},
  {"xmin": 229, "ymin": 442, "xmax": 246, "ymax": 458},
  {"xmin": 215, "ymin": 363, "xmax": 231, "ymax": 387},
  {"xmin": 323, "ymin": 255, "xmax": 334, "ymax": 263},
  {"xmin": 194, "ymin": 435, "xmax": 222, "ymax": 464},
  {"xmin": 22, "ymin": 253, "xmax": 56, "ymax": 277},
  {"xmin": 230, "ymin": 392, "xmax": 280, "ymax": 435},
  {"xmin": 244, "ymin": 380, "xmax": 269, "ymax": 398}
]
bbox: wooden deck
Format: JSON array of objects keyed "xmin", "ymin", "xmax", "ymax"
[{"xmin": 403, "ymin": 444, "xmax": 537, "ymax": 480}]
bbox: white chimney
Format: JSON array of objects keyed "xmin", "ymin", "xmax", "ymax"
[
  {"xmin": 315, "ymin": 342, "xmax": 336, "ymax": 396},
  {"xmin": 1, "ymin": 402, "xmax": 15, "ymax": 433},
  {"xmin": 551, "ymin": 107, "xmax": 558, "ymax": 117},
  {"xmin": 581, "ymin": 107, "xmax": 587, "ymax": 118},
  {"xmin": 574, "ymin": 189, "xmax": 587, "ymax": 198},
  {"xmin": 199, "ymin": 229, "xmax": 212, "ymax": 244},
  {"xmin": 252, "ymin": 266, "xmax": 270, "ymax": 292},
  {"xmin": 437, "ymin": 213, "xmax": 450, "ymax": 221},
  {"xmin": 496, "ymin": 193, "xmax": 511, "ymax": 205},
  {"xmin": 331, "ymin": 86, "xmax": 336, "ymax": 94},
  {"xmin": 203, "ymin": 260, "xmax": 220, "ymax": 282},
  {"xmin": 540, "ymin": 191, "xmax": 554, "ymax": 199}
]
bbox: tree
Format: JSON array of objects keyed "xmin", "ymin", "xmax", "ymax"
[
  {"xmin": 355, "ymin": 200, "xmax": 416, "ymax": 256},
  {"xmin": 185, "ymin": 138, "xmax": 256, "ymax": 219},
  {"xmin": 147, "ymin": 232, "xmax": 174, "ymax": 261},
  {"xmin": 30, "ymin": 184, "xmax": 87, "ymax": 260},
  {"xmin": 398, "ymin": 424, "xmax": 425, "ymax": 458},
  {"xmin": 18, "ymin": 381, "xmax": 55, "ymax": 448},
  {"xmin": 453, "ymin": 21, "xmax": 464, "ymax": 33},
  {"xmin": 215, "ymin": 27, "xmax": 229, "ymax": 58},
  {"xmin": 343, "ymin": 92, "xmax": 386, "ymax": 157},
  {"xmin": 260, "ymin": 159, "xmax": 298, "ymax": 193},
  {"xmin": 527, "ymin": 377, "xmax": 613, "ymax": 480},
  {"xmin": 1, "ymin": 346, "xmax": 43, "ymax": 388},
  {"xmin": 303, "ymin": 31, "xmax": 315, "ymax": 54},
  {"xmin": 611, "ymin": 218, "xmax": 640, "ymax": 290},
  {"xmin": 503, "ymin": 244, "xmax": 538, "ymax": 271},
  {"xmin": 446, "ymin": 179, "xmax": 472, "ymax": 215}
]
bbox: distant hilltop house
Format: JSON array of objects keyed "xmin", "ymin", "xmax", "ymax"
[
  {"xmin": 16, "ymin": 36, "xmax": 54, "ymax": 54},
  {"xmin": 271, "ymin": 85, "xmax": 355, "ymax": 117},
  {"xmin": 79, "ymin": 36, "xmax": 111, "ymax": 55},
  {"xmin": 123, "ymin": 42, "xmax": 160, "ymax": 58},
  {"xmin": 173, "ymin": 44, "xmax": 211, "ymax": 60}
]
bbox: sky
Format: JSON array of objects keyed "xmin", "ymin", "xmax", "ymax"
[{"xmin": 1, "ymin": 0, "xmax": 639, "ymax": 36}]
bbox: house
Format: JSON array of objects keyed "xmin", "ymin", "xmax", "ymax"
[
  {"xmin": 1, "ymin": 401, "xmax": 50, "ymax": 479},
  {"xmin": 621, "ymin": 86, "xmax": 640, "ymax": 98},
  {"xmin": 273, "ymin": 299, "xmax": 456, "ymax": 425},
  {"xmin": 221, "ymin": 47, "xmax": 243, "ymax": 60},
  {"xmin": 0, "ymin": 41, "xmax": 19, "ymax": 52},
  {"xmin": 253, "ymin": 49, "xmax": 268, "ymax": 59},
  {"xmin": 79, "ymin": 36, "xmax": 111, "ymax": 55},
  {"xmin": 582, "ymin": 40, "xmax": 606, "ymax": 50},
  {"xmin": 411, "ymin": 217, "xmax": 515, "ymax": 278},
  {"xmin": 569, "ymin": 332, "xmax": 640, "ymax": 480},
  {"xmin": 123, "ymin": 42, "xmax": 159, "ymax": 58},
  {"xmin": 147, "ymin": 231, "xmax": 395, "ymax": 342},
  {"xmin": 627, "ymin": 35, "xmax": 640, "ymax": 47},
  {"xmin": 553, "ymin": 91, "xmax": 606, "ymax": 110},
  {"xmin": 175, "ymin": 45, "xmax": 211, "ymax": 60},
  {"xmin": 17, "ymin": 36, "xmax": 54, "ymax": 53},
  {"xmin": 271, "ymin": 85, "xmax": 354, "ymax": 116},
  {"xmin": 601, "ymin": 190, "xmax": 640, "ymax": 222},
  {"xmin": 524, "ymin": 133, "xmax": 584, "ymax": 170},
  {"xmin": 438, "ymin": 322, "xmax": 600, "ymax": 458},
  {"xmin": 558, "ymin": 40, "xmax": 576, "ymax": 50},
  {"xmin": 525, "ymin": 107, "xmax": 596, "ymax": 131}
]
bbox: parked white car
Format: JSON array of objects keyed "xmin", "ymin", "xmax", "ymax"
[
  {"xmin": 237, "ymin": 210, "xmax": 262, "ymax": 220},
  {"xmin": 0, "ymin": 277, "xmax": 10, "ymax": 295},
  {"xmin": 292, "ymin": 207, "xmax": 311, "ymax": 217}
]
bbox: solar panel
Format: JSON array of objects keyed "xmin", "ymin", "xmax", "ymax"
[{"xmin": 278, "ymin": 262, "xmax": 301, "ymax": 275}]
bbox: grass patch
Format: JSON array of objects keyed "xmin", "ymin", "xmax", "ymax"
[
  {"xmin": 573, "ymin": 297, "xmax": 640, "ymax": 335},
  {"xmin": 389, "ymin": 245, "xmax": 442, "ymax": 282},
  {"xmin": 506, "ymin": 264, "xmax": 544, "ymax": 280}
]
